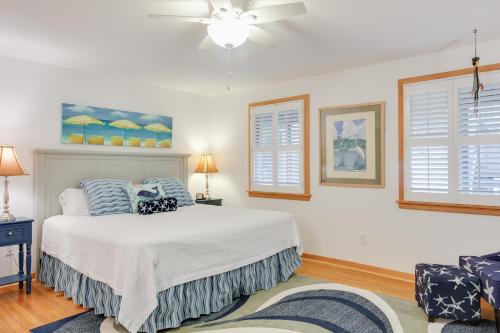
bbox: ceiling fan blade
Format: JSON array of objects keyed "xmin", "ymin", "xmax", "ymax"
[
  {"xmin": 248, "ymin": 26, "xmax": 278, "ymax": 46},
  {"xmin": 208, "ymin": 0, "xmax": 233, "ymax": 12},
  {"xmin": 147, "ymin": 14, "xmax": 212, "ymax": 24},
  {"xmin": 147, "ymin": 0, "xmax": 210, "ymax": 16},
  {"xmin": 242, "ymin": 2, "xmax": 306, "ymax": 24},
  {"xmin": 198, "ymin": 36, "xmax": 215, "ymax": 50}
]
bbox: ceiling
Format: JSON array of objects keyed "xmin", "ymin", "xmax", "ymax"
[{"xmin": 1, "ymin": 0, "xmax": 500, "ymax": 96}]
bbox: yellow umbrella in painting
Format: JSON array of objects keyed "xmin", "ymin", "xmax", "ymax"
[
  {"xmin": 63, "ymin": 115, "xmax": 105, "ymax": 142},
  {"xmin": 108, "ymin": 119, "xmax": 141, "ymax": 145},
  {"xmin": 144, "ymin": 123, "xmax": 171, "ymax": 148}
]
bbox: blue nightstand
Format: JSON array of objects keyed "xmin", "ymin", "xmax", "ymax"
[{"xmin": 0, "ymin": 217, "xmax": 34, "ymax": 294}]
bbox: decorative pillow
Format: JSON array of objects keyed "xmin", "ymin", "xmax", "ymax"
[
  {"xmin": 80, "ymin": 179, "xmax": 132, "ymax": 216},
  {"xmin": 138, "ymin": 197, "xmax": 177, "ymax": 215},
  {"xmin": 143, "ymin": 177, "xmax": 194, "ymax": 207},
  {"xmin": 123, "ymin": 183, "xmax": 166, "ymax": 213},
  {"xmin": 58, "ymin": 188, "xmax": 90, "ymax": 216}
]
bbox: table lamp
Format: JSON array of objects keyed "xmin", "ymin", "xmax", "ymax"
[
  {"xmin": 194, "ymin": 154, "xmax": 218, "ymax": 200},
  {"xmin": 0, "ymin": 145, "xmax": 28, "ymax": 221}
]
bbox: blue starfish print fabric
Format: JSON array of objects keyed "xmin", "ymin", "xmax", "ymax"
[
  {"xmin": 415, "ymin": 263, "xmax": 481, "ymax": 321},
  {"xmin": 138, "ymin": 197, "xmax": 178, "ymax": 215},
  {"xmin": 460, "ymin": 252, "xmax": 500, "ymax": 309}
]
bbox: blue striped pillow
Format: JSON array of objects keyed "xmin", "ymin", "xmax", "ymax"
[
  {"xmin": 143, "ymin": 177, "xmax": 194, "ymax": 207},
  {"xmin": 80, "ymin": 179, "xmax": 132, "ymax": 216}
]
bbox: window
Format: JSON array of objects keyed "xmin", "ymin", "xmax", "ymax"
[
  {"xmin": 249, "ymin": 95, "xmax": 310, "ymax": 200},
  {"xmin": 399, "ymin": 64, "xmax": 500, "ymax": 215}
]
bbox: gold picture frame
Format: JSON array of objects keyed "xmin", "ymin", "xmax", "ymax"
[{"xmin": 320, "ymin": 102, "xmax": 385, "ymax": 188}]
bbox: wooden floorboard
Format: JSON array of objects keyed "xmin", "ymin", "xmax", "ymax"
[
  {"xmin": 0, "ymin": 281, "xmax": 87, "ymax": 333},
  {"xmin": 0, "ymin": 258, "xmax": 495, "ymax": 332},
  {"xmin": 296, "ymin": 257, "xmax": 415, "ymax": 300}
]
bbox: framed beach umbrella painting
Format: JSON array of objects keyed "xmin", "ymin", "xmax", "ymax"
[
  {"xmin": 61, "ymin": 103, "xmax": 172, "ymax": 148},
  {"xmin": 320, "ymin": 102, "xmax": 385, "ymax": 188}
]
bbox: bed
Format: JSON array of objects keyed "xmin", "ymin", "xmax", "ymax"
[{"xmin": 34, "ymin": 150, "xmax": 302, "ymax": 333}]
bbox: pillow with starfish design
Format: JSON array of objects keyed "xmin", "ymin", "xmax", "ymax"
[{"xmin": 138, "ymin": 197, "xmax": 177, "ymax": 215}]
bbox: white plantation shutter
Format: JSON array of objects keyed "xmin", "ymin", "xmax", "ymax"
[
  {"xmin": 458, "ymin": 83, "xmax": 500, "ymax": 136},
  {"xmin": 459, "ymin": 145, "xmax": 500, "ymax": 196},
  {"xmin": 409, "ymin": 146, "xmax": 449, "ymax": 193},
  {"xmin": 405, "ymin": 81, "xmax": 451, "ymax": 201},
  {"xmin": 409, "ymin": 91, "xmax": 449, "ymax": 138},
  {"xmin": 252, "ymin": 110, "xmax": 274, "ymax": 188},
  {"xmin": 456, "ymin": 73, "xmax": 500, "ymax": 202},
  {"xmin": 278, "ymin": 151, "xmax": 300, "ymax": 186},
  {"xmin": 277, "ymin": 109, "xmax": 301, "ymax": 188},
  {"xmin": 250, "ymin": 100, "xmax": 304, "ymax": 194},
  {"xmin": 253, "ymin": 152, "xmax": 273, "ymax": 186},
  {"xmin": 278, "ymin": 109, "xmax": 300, "ymax": 145},
  {"xmin": 403, "ymin": 70, "xmax": 500, "ymax": 206},
  {"xmin": 254, "ymin": 113, "xmax": 273, "ymax": 147}
]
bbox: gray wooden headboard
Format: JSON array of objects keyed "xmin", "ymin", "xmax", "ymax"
[{"xmin": 33, "ymin": 149, "xmax": 190, "ymax": 272}]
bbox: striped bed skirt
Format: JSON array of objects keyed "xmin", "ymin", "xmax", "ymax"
[{"xmin": 39, "ymin": 248, "xmax": 301, "ymax": 332}]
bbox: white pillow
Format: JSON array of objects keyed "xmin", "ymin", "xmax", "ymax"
[{"xmin": 58, "ymin": 188, "xmax": 90, "ymax": 216}]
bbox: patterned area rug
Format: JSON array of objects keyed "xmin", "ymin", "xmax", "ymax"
[{"xmin": 31, "ymin": 275, "xmax": 496, "ymax": 333}]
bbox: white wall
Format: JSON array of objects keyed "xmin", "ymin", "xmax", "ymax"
[
  {"xmin": 209, "ymin": 39, "xmax": 500, "ymax": 273},
  {"xmin": 2, "ymin": 39, "xmax": 499, "ymax": 278},
  {"xmin": 0, "ymin": 55, "xmax": 211, "ymax": 276}
]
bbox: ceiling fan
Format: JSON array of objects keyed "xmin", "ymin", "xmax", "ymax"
[{"xmin": 148, "ymin": 0, "xmax": 307, "ymax": 50}]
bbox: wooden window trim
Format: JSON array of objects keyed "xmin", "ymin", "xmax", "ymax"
[
  {"xmin": 398, "ymin": 62, "xmax": 500, "ymax": 216},
  {"xmin": 248, "ymin": 94, "xmax": 311, "ymax": 201}
]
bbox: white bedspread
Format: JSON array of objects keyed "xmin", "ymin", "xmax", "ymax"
[{"xmin": 41, "ymin": 204, "xmax": 302, "ymax": 332}]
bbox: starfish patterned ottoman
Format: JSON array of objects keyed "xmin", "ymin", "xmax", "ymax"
[
  {"xmin": 415, "ymin": 263, "xmax": 481, "ymax": 323},
  {"xmin": 460, "ymin": 252, "xmax": 500, "ymax": 332}
]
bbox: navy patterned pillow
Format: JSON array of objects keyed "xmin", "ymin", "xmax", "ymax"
[
  {"xmin": 80, "ymin": 179, "xmax": 132, "ymax": 216},
  {"xmin": 143, "ymin": 177, "xmax": 194, "ymax": 207},
  {"xmin": 138, "ymin": 197, "xmax": 177, "ymax": 215}
]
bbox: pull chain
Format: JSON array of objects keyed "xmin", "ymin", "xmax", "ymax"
[
  {"xmin": 226, "ymin": 48, "xmax": 232, "ymax": 92},
  {"xmin": 474, "ymin": 28, "xmax": 477, "ymax": 58}
]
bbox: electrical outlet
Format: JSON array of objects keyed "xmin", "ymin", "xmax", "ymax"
[{"xmin": 360, "ymin": 234, "xmax": 368, "ymax": 246}]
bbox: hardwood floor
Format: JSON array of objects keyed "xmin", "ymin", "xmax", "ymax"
[
  {"xmin": 0, "ymin": 281, "xmax": 87, "ymax": 333},
  {"xmin": 296, "ymin": 255, "xmax": 415, "ymax": 301},
  {"xmin": 0, "ymin": 257, "xmax": 495, "ymax": 332}
]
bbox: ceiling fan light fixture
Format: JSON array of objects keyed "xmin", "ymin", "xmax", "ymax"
[{"xmin": 207, "ymin": 19, "xmax": 250, "ymax": 49}]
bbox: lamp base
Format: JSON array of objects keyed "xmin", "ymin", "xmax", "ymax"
[
  {"xmin": 0, "ymin": 213, "xmax": 15, "ymax": 222},
  {"xmin": 204, "ymin": 173, "xmax": 211, "ymax": 200},
  {"xmin": 1, "ymin": 176, "xmax": 15, "ymax": 222}
]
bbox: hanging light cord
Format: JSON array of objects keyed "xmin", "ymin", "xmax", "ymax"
[
  {"xmin": 474, "ymin": 28, "xmax": 478, "ymax": 58},
  {"xmin": 471, "ymin": 28, "xmax": 482, "ymax": 115},
  {"xmin": 226, "ymin": 48, "xmax": 232, "ymax": 92}
]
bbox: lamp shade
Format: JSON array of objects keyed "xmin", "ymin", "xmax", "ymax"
[
  {"xmin": 0, "ymin": 145, "xmax": 28, "ymax": 176},
  {"xmin": 194, "ymin": 154, "xmax": 218, "ymax": 174}
]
